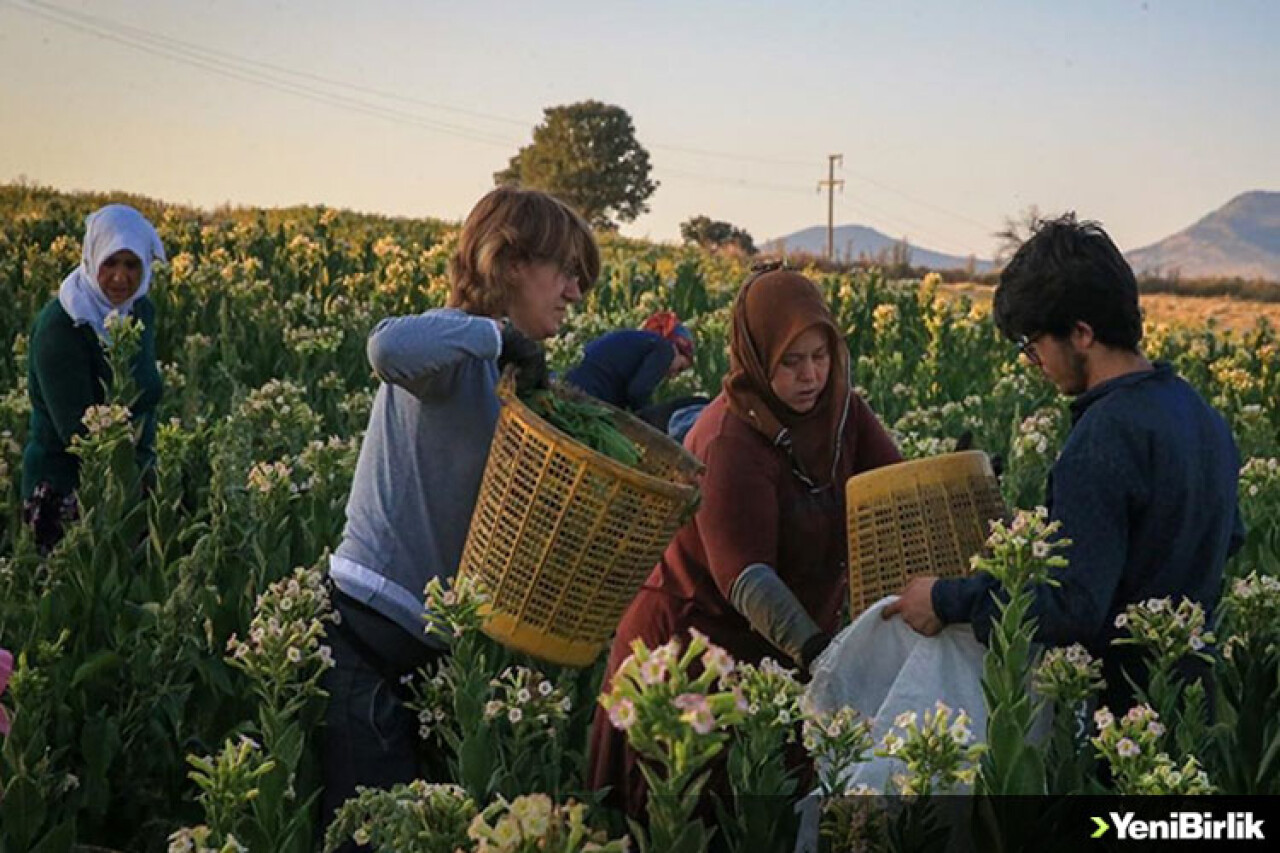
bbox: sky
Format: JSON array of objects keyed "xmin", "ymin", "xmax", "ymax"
[{"xmin": 1, "ymin": 0, "xmax": 1277, "ymax": 260}]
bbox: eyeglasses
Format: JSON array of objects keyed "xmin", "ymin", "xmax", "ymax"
[
  {"xmin": 549, "ymin": 262, "xmax": 580, "ymax": 291},
  {"xmin": 1017, "ymin": 332, "xmax": 1046, "ymax": 366}
]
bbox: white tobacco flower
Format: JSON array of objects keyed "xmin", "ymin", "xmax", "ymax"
[{"xmin": 1094, "ymin": 708, "xmax": 1115, "ymax": 731}]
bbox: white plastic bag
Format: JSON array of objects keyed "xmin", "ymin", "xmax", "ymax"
[
  {"xmin": 793, "ymin": 595, "xmax": 989, "ymax": 853},
  {"xmin": 805, "ymin": 595, "xmax": 989, "ymax": 793}
]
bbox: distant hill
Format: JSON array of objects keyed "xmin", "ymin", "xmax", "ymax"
[
  {"xmin": 1126, "ymin": 191, "xmax": 1280, "ymax": 283},
  {"xmin": 765, "ymin": 224, "xmax": 995, "ymax": 273}
]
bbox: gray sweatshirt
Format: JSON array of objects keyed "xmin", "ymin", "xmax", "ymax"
[{"xmin": 331, "ymin": 308, "xmax": 503, "ymax": 647}]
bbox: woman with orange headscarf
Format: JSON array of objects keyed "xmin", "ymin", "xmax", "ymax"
[
  {"xmin": 587, "ymin": 267, "xmax": 902, "ymax": 818},
  {"xmin": 565, "ymin": 310, "xmax": 695, "ymax": 411}
]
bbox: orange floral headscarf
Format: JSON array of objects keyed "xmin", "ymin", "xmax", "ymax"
[{"xmin": 642, "ymin": 310, "xmax": 694, "ymax": 359}]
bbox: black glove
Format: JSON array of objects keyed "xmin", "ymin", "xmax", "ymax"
[
  {"xmin": 799, "ymin": 630, "xmax": 833, "ymax": 673},
  {"xmin": 498, "ymin": 321, "xmax": 549, "ymax": 395}
]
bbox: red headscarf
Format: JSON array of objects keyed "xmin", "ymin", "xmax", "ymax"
[
  {"xmin": 723, "ymin": 269, "xmax": 851, "ymax": 487},
  {"xmin": 642, "ymin": 310, "xmax": 694, "ymax": 360}
]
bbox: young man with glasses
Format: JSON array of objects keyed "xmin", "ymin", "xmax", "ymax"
[{"xmin": 884, "ymin": 213, "xmax": 1244, "ymax": 714}]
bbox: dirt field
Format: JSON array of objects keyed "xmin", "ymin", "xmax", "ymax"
[{"xmin": 940, "ymin": 283, "xmax": 1280, "ymax": 333}]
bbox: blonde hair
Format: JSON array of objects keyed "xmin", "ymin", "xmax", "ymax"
[{"xmin": 448, "ymin": 187, "xmax": 600, "ymax": 317}]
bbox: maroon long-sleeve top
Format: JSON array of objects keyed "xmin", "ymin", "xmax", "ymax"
[{"xmin": 588, "ymin": 389, "xmax": 901, "ymax": 816}]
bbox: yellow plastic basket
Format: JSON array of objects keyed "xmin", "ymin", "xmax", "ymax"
[
  {"xmin": 846, "ymin": 451, "xmax": 1007, "ymax": 619},
  {"xmin": 457, "ymin": 378, "xmax": 703, "ymax": 667}
]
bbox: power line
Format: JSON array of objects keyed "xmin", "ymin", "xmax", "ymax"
[
  {"xmin": 10, "ymin": 0, "xmax": 521, "ymax": 147},
  {"xmin": 649, "ymin": 143, "xmax": 814, "ymax": 170},
  {"xmin": 10, "ymin": 0, "xmax": 1001, "ymax": 244},
  {"xmin": 17, "ymin": 0, "xmax": 826, "ymax": 170},
  {"xmin": 11, "ymin": 0, "xmax": 822, "ymax": 195},
  {"xmin": 835, "ymin": 195, "xmax": 978, "ymax": 259},
  {"xmin": 652, "ymin": 165, "xmax": 812, "ymax": 196},
  {"xmin": 21, "ymin": 0, "xmax": 535, "ymax": 130},
  {"xmin": 841, "ymin": 167, "xmax": 995, "ymax": 237}
]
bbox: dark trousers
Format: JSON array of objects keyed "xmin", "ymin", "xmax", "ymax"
[{"xmin": 320, "ymin": 591, "xmax": 446, "ymax": 851}]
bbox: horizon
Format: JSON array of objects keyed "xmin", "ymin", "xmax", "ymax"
[{"xmin": 2, "ymin": 0, "xmax": 1277, "ymax": 258}]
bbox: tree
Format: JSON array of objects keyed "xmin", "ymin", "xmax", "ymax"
[
  {"xmin": 888, "ymin": 237, "xmax": 913, "ymax": 271},
  {"xmin": 993, "ymin": 205, "xmax": 1043, "ymax": 268},
  {"xmin": 495, "ymin": 101, "xmax": 657, "ymax": 230},
  {"xmin": 678, "ymin": 215, "xmax": 757, "ymax": 255}
]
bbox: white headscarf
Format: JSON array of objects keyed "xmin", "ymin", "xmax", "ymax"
[{"xmin": 58, "ymin": 204, "xmax": 166, "ymax": 340}]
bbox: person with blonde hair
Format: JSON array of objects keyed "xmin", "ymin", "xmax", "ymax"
[
  {"xmin": 23, "ymin": 203, "xmax": 165, "ymax": 552},
  {"xmin": 321, "ymin": 186, "xmax": 599, "ymax": 839}
]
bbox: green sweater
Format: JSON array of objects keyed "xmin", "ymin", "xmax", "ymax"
[{"xmin": 21, "ymin": 297, "xmax": 163, "ymax": 500}]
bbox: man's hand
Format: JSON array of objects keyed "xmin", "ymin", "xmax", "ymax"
[
  {"xmin": 882, "ymin": 576, "xmax": 944, "ymax": 636},
  {"xmin": 498, "ymin": 321, "xmax": 549, "ymax": 395}
]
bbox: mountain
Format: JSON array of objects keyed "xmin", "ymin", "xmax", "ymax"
[
  {"xmin": 1126, "ymin": 191, "xmax": 1280, "ymax": 282},
  {"xmin": 765, "ymin": 224, "xmax": 994, "ymax": 272}
]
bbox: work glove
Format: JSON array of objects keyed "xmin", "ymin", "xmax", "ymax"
[
  {"xmin": 730, "ymin": 563, "xmax": 827, "ymax": 674},
  {"xmin": 799, "ymin": 630, "xmax": 834, "ymax": 673},
  {"xmin": 498, "ymin": 321, "xmax": 549, "ymax": 395},
  {"xmin": 955, "ymin": 430, "xmax": 1003, "ymax": 479}
]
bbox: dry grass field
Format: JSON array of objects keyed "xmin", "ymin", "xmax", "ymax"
[{"xmin": 941, "ymin": 282, "xmax": 1280, "ymax": 333}]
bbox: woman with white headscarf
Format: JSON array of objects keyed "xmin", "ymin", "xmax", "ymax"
[{"xmin": 21, "ymin": 203, "xmax": 166, "ymax": 551}]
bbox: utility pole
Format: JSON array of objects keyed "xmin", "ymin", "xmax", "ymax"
[{"xmin": 817, "ymin": 153, "xmax": 844, "ymax": 260}]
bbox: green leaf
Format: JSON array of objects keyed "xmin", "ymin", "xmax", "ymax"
[
  {"xmin": 29, "ymin": 819, "xmax": 76, "ymax": 853},
  {"xmin": 81, "ymin": 715, "xmax": 122, "ymax": 778},
  {"xmin": 70, "ymin": 650, "xmax": 123, "ymax": 691},
  {"xmin": 1255, "ymin": 727, "xmax": 1280, "ymax": 791},
  {"xmin": 80, "ymin": 715, "xmax": 120, "ymax": 817},
  {"xmin": 1, "ymin": 775, "xmax": 46, "ymax": 850}
]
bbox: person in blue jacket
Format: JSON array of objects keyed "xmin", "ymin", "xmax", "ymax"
[
  {"xmin": 565, "ymin": 310, "xmax": 695, "ymax": 412},
  {"xmin": 885, "ymin": 213, "xmax": 1244, "ymax": 715},
  {"xmin": 320, "ymin": 186, "xmax": 599, "ymax": 844}
]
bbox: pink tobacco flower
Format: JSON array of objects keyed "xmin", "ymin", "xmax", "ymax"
[
  {"xmin": 607, "ymin": 698, "xmax": 637, "ymax": 731},
  {"xmin": 674, "ymin": 693, "xmax": 716, "ymax": 734}
]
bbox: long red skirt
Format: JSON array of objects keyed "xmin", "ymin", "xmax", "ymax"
[{"xmin": 587, "ymin": 586, "xmax": 787, "ymax": 821}]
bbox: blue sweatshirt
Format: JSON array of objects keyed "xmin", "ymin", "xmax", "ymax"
[
  {"xmin": 331, "ymin": 308, "xmax": 503, "ymax": 648},
  {"xmin": 932, "ymin": 363, "xmax": 1243, "ymax": 710},
  {"xmin": 565, "ymin": 330, "xmax": 675, "ymax": 410}
]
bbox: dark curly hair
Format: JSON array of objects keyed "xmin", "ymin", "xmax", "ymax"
[
  {"xmin": 993, "ymin": 213, "xmax": 1143, "ymax": 350},
  {"xmin": 448, "ymin": 186, "xmax": 600, "ymax": 317}
]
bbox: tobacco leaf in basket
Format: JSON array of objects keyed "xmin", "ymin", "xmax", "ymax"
[{"xmin": 523, "ymin": 390, "xmax": 643, "ymax": 468}]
